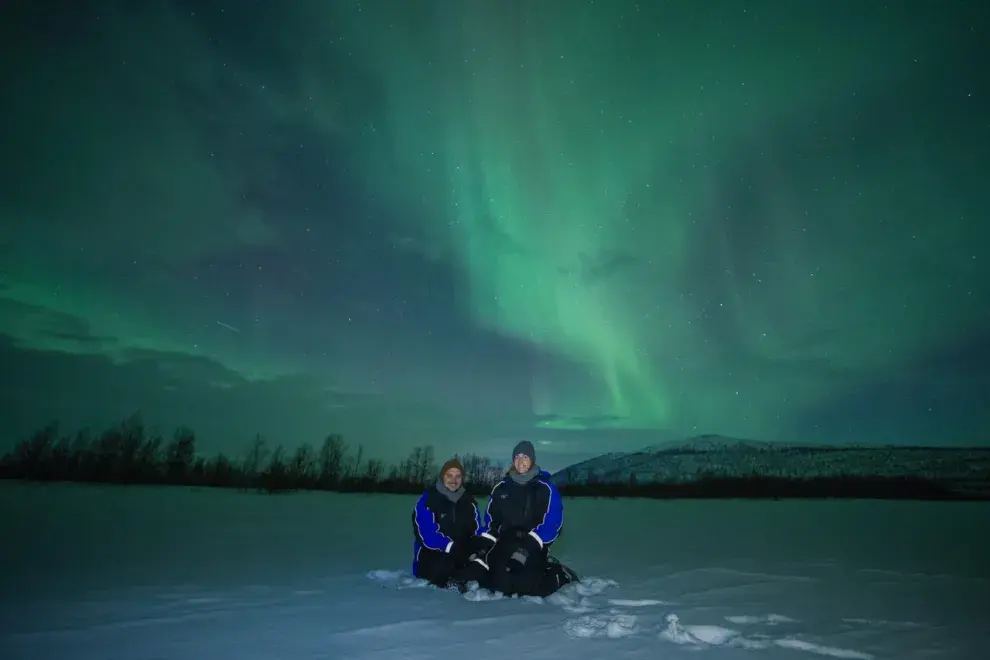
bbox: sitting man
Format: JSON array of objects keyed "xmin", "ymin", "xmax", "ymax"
[
  {"xmin": 475, "ymin": 441, "xmax": 578, "ymax": 597},
  {"xmin": 411, "ymin": 457, "xmax": 489, "ymax": 591}
]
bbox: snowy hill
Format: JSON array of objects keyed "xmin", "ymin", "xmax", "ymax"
[
  {"xmin": 552, "ymin": 434, "xmax": 990, "ymax": 494},
  {"xmin": 637, "ymin": 434, "xmax": 786, "ymax": 454}
]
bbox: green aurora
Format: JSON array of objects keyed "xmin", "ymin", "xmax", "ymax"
[
  {"xmin": 0, "ymin": 1, "xmax": 986, "ymax": 462},
  {"xmin": 325, "ymin": 2, "xmax": 987, "ymax": 433}
]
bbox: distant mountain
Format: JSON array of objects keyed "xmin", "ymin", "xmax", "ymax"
[
  {"xmin": 551, "ymin": 434, "xmax": 990, "ymax": 496},
  {"xmin": 638, "ymin": 433, "xmax": 784, "ymax": 453}
]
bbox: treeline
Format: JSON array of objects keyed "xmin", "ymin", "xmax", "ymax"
[
  {"xmin": 0, "ymin": 414, "xmax": 506, "ymax": 495},
  {"xmin": 2, "ymin": 416, "xmax": 983, "ymax": 501},
  {"xmin": 561, "ymin": 474, "xmax": 985, "ymax": 501}
]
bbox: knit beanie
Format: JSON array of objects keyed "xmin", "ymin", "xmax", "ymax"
[
  {"xmin": 440, "ymin": 458, "xmax": 464, "ymax": 477},
  {"xmin": 511, "ymin": 440, "xmax": 535, "ymax": 465}
]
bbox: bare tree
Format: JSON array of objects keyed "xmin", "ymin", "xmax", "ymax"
[
  {"xmin": 291, "ymin": 443, "xmax": 316, "ymax": 484},
  {"xmin": 349, "ymin": 444, "xmax": 364, "ymax": 479},
  {"xmin": 460, "ymin": 453, "xmax": 493, "ymax": 486},
  {"xmin": 242, "ymin": 434, "xmax": 268, "ymax": 478},
  {"xmin": 165, "ymin": 427, "xmax": 196, "ymax": 481},
  {"xmin": 317, "ymin": 434, "xmax": 347, "ymax": 487},
  {"xmin": 405, "ymin": 447, "xmax": 422, "ymax": 482},
  {"xmin": 417, "ymin": 445, "xmax": 435, "ymax": 484},
  {"xmin": 364, "ymin": 458, "xmax": 384, "ymax": 482}
]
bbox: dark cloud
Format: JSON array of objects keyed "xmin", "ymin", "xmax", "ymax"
[
  {"xmin": 0, "ymin": 334, "xmax": 401, "ymax": 456},
  {"xmin": 0, "ymin": 299, "xmax": 119, "ymax": 354}
]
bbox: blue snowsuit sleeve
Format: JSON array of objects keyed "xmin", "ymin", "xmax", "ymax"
[
  {"xmin": 478, "ymin": 481, "xmax": 502, "ymax": 543},
  {"xmin": 528, "ymin": 475, "xmax": 563, "ymax": 548},
  {"xmin": 412, "ymin": 492, "xmax": 453, "ymax": 553},
  {"xmin": 472, "ymin": 499, "xmax": 482, "ymax": 535}
]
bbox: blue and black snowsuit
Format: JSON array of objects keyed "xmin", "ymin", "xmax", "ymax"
[
  {"xmin": 475, "ymin": 468, "xmax": 575, "ymax": 597},
  {"xmin": 411, "ymin": 480, "xmax": 487, "ymax": 588}
]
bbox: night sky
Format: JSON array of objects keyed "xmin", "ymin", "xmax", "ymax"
[{"xmin": 1, "ymin": 0, "xmax": 987, "ymax": 471}]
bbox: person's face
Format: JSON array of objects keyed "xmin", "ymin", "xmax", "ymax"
[
  {"xmin": 442, "ymin": 468, "xmax": 463, "ymax": 491},
  {"xmin": 513, "ymin": 453, "xmax": 533, "ymax": 474}
]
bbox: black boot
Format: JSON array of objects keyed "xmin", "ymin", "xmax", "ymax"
[{"xmin": 549, "ymin": 556, "xmax": 579, "ymax": 585}]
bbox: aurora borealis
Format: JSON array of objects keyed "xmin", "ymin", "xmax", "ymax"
[{"xmin": 1, "ymin": 0, "xmax": 987, "ymax": 469}]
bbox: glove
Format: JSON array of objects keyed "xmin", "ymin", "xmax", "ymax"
[
  {"xmin": 470, "ymin": 533, "xmax": 497, "ymax": 556},
  {"xmin": 507, "ymin": 547, "xmax": 529, "ymax": 571}
]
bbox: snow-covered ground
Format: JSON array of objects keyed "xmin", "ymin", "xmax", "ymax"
[{"xmin": 2, "ymin": 482, "xmax": 987, "ymax": 659}]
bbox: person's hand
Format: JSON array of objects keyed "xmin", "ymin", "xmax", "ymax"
[
  {"xmin": 471, "ymin": 533, "xmax": 496, "ymax": 556},
  {"xmin": 506, "ymin": 548, "xmax": 529, "ymax": 572}
]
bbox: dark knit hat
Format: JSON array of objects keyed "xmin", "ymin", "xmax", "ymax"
[
  {"xmin": 440, "ymin": 458, "xmax": 464, "ymax": 477},
  {"xmin": 511, "ymin": 440, "xmax": 535, "ymax": 464}
]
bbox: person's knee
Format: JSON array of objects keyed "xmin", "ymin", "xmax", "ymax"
[
  {"xmin": 455, "ymin": 557, "xmax": 488, "ymax": 584},
  {"xmin": 417, "ymin": 551, "xmax": 456, "ymax": 583},
  {"xmin": 488, "ymin": 564, "xmax": 516, "ymax": 594},
  {"xmin": 511, "ymin": 560, "xmax": 571, "ymax": 598},
  {"xmin": 509, "ymin": 568, "xmax": 542, "ymax": 596}
]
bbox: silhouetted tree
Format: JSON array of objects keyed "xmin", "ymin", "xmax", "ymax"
[
  {"xmin": 259, "ymin": 444, "xmax": 289, "ymax": 493},
  {"xmin": 365, "ymin": 458, "xmax": 384, "ymax": 482},
  {"xmin": 417, "ymin": 445, "xmax": 435, "ymax": 484},
  {"xmin": 351, "ymin": 444, "xmax": 365, "ymax": 478},
  {"xmin": 405, "ymin": 446, "xmax": 421, "ymax": 482},
  {"xmin": 291, "ymin": 443, "xmax": 316, "ymax": 487},
  {"xmin": 205, "ymin": 453, "xmax": 234, "ymax": 487},
  {"xmin": 317, "ymin": 434, "xmax": 346, "ymax": 488},
  {"xmin": 165, "ymin": 426, "xmax": 196, "ymax": 482},
  {"xmin": 70, "ymin": 429, "xmax": 94, "ymax": 476},
  {"xmin": 15, "ymin": 423, "xmax": 58, "ymax": 480},
  {"xmin": 454, "ymin": 452, "xmax": 500, "ymax": 490},
  {"xmin": 137, "ymin": 430, "xmax": 164, "ymax": 480},
  {"xmin": 241, "ymin": 434, "xmax": 268, "ymax": 485}
]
